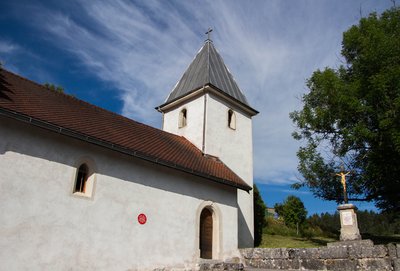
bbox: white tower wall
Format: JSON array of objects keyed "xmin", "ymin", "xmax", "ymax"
[
  {"xmin": 162, "ymin": 89, "xmax": 255, "ymax": 248},
  {"xmin": 205, "ymin": 93, "xmax": 254, "ymax": 248},
  {"xmin": 162, "ymin": 95, "xmax": 205, "ymax": 151}
]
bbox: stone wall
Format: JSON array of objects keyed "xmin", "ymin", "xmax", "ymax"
[{"xmin": 240, "ymin": 240, "xmax": 400, "ymax": 271}]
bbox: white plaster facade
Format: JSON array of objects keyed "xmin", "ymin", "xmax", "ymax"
[
  {"xmin": 162, "ymin": 86, "xmax": 255, "ymax": 248},
  {"xmin": 0, "ymin": 117, "xmax": 241, "ymax": 270}
]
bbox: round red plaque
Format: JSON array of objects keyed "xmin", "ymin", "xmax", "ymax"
[{"xmin": 138, "ymin": 213, "xmax": 147, "ymax": 225}]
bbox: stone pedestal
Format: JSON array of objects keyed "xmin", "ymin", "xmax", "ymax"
[{"xmin": 338, "ymin": 204, "xmax": 361, "ymax": 241}]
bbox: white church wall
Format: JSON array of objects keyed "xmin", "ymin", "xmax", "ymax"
[{"xmin": 0, "ymin": 118, "xmax": 240, "ymax": 271}]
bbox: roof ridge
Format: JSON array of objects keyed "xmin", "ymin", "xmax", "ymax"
[
  {"xmin": 164, "ymin": 44, "xmax": 206, "ymax": 104},
  {"xmin": 2, "ymin": 68, "xmax": 183, "ymax": 138},
  {"xmin": 2, "ymin": 68, "xmax": 56, "ymax": 92},
  {"xmin": 3, "ymin": 69, "xmax": 121, "ymax": 115},
  {"xmin": 207, "ymin": 40, "xmax": 211, "ymax": 85},
  {"xmin": 210, "ymin": 43, "xmax": 249, "ymax": 104}
]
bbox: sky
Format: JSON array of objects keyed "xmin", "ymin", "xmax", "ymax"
[{"xmin": 0, "ymin": 0, "xmax": 393, "ymax": 215}]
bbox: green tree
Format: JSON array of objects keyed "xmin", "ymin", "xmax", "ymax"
[
  {"xmin": 307, "ymin": 210, "xmax": 400, "ymax": 237},
  {"xmin": 274, "ymin": 195, "xmax": 307, "ymax": 235},
  {"xmin": 307, "ymin": 212, "xmax": 340, "ymax": 237},
  {"xmin": 290, "ymin": 7, "xmax": 400, "ymax": 215},
  {"xmin": 44, "ymin": 82, "xmax": 64, "ymax": 93},
  {"xmin": 253, "ymin": 184, "xmax": 267, "ymax": 247}
]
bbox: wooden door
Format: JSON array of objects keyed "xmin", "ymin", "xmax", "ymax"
[{"xmin": 200, "ymin": 208, "xmax": 213, "ymax": 259}]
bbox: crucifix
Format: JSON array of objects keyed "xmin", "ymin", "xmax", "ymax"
[
  {"xmin": 205, "ymin": 27, "xmax": 213, "ymax": 41},
  {"xmin": 336, "ymin": 165, "xmax": 350, "ymax": 204}
]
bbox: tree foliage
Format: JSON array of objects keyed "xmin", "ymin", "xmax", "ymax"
[
  {"xmin": 253, "ymin": 184, "xmax": 267, "ymax": 247},
  {"xmin": 307, "ymin": 212, "xmax": 341, "ymax": 237},
  {"xmin": 44, "ymin": 82, "xmax": 64, "ymax": 93},
  {"xmin": 308, "ymin": 210, "xmax": 400, "ymax": 237},
  {"xmin": 290, "ymin": 7, "xmax": 400, "ymax": 214},
  {"xmin": 274, "ymin": 195, "xmax": 307, "ymax": 234}
]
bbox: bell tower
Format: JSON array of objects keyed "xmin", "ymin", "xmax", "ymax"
[{"xmin": 157, "ymin": 35, "xmax": 258, "ymax": 248}]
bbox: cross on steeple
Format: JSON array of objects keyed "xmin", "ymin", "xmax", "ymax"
[{"xmin": 205, "ymin": 27, "xmax": 213, "ymax": 41}]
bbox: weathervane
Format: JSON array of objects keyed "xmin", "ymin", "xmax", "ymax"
[
  {"xmin": 336, "ymin": 164, "xmax": 350, "ymax": 204},
  {"xmin": 205, "ymin": 27, "xmax": 213, "ymax": 41}
]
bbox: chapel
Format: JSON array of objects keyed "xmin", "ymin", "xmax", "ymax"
[{"xmin": 0, "ymin": 38, "xmax": 258, "ymax": 270}]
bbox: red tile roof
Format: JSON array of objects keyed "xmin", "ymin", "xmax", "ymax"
[{"xmin": 0, "ymin": 68, "xmax": 251, "ymax": 191}]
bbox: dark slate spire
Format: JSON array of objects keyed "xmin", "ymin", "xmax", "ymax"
[{"xmin": 162, "ymin": 39, "xmax": 254, "ymax": 110}]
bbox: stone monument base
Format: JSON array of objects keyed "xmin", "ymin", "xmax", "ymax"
[{"xmin": 338, "ymin": 203, "xmax": 361, "ymax": 241}]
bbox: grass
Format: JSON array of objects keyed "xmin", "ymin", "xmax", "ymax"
[
  {"xmin": 259, "ymin": 234, "xmax": 337, "ymax": 248},
  {"xmin": 258, "ymin": 233, "xmax": 400, "ymax": 248},
  {"xmin": 260, "ymin": 217, "xmax": 399, "ymax": 248}
]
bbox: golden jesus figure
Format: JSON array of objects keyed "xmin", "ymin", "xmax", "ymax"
[{"xmin": 336, "ymin": 171, "xmax": 350, "ymax": 204}]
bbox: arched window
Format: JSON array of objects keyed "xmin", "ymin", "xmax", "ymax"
[
  {"xmin": 228, "ymin": 109, "xmax": 236, "ymax": 130},
  {"xmin": 72, "ymin": 159, "xmax": 96, "ymax": 198},
  {"xmin": 74, "ymin": 163, "xmax": 89, "ymax": 193},
  {"xmin": 179, "ymin": 108, "xmax": 187, "ymax": 128}
]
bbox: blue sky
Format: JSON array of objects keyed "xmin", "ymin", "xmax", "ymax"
[{"xmin": 0, "ymin": 0, "xmax": 392, "ymax": 215}]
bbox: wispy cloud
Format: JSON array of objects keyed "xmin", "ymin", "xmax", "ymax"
[
  {"xmin": 0, "ymin": 40, "xmax": 19, "ymax": 54},
  {"xmin": 24, "ymin": 0, "xmax": 205, "ymax": 123},
  {"xmin": 280, "ymin": 189, "xmax": 311, "ymax": 195},
  {"xmin": 12, "ymin": 0, "xmax": 392, "ymax": 185},
  {"xmin": 263, "ymin": 186, "xmax": 311, "ymax": 196}
]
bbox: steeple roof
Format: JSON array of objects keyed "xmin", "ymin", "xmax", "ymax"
[{"xmin": 160, "ymin": 40, "xmax": 257, "ymax": 114}]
